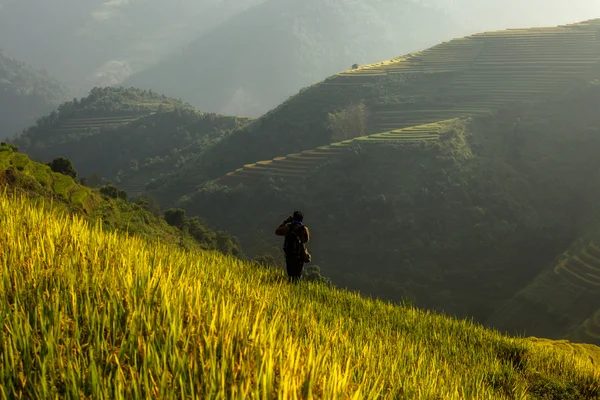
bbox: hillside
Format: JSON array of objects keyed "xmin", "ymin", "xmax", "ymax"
[
  {"xmin": 13, "ymin": 87, "xmax": 251, "ymax": 197},
  {"xmin": 131, "ymin": 20, "xmax": 600, "ymax": 343},
  {"xmin": 0, "ymin": 52, "xmax": 69, "ymax": 137},
  {"xmin": 0, "ymin": 0, "xmax": 263, "ymax": 91},
  {"xmin": 147, "ymin": 18, "xmax": 600, "ymax": 205},
  {"xmin": 1, "ymin": 190, "xmax": 599, "ymax": 398},
  {"xmin": 180, "ymin": 81, "xmax": 600, "ymax": 342},
  {"xmin": 0, "ymin": 145, "xmax": 242, "ymax": 257},
  {"xmin": 124, "ymin": 0, "xmax": 463, "ymax": 117}
]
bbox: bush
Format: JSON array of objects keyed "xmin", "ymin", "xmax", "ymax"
[
  {"xmin": 253, "ymin": 254, "xmax": 278, "ymax": 268},
  {"xmin": 164, "ymin": 208, "xmax": 187, "ymax": 229},
  {"xmin": 135, "ymin": 194, "xmax": 161, "ymax": 217},
  {"xmin": 100, "ymin": 184, "xmax": 128, "ymax": 201},
  {"xmin": 302, "ymin": 265, "xmax": 333, "ymax": 285},
  {"xmin": 47, "ymin": 156, "xmax": 77, "ymax": 178},
  {"xmin": 0, "ymin": 142, "xmax": 19, "ymax": 152}
]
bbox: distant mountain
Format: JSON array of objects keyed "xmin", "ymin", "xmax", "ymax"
[
  {"xmin": 0, "ymin": 52, "xmax": 69, "ymax": 138},
  {"xmin": 0, "ymin": 0, "xmax": 263, "ymax": 91},
  {"xmin": 124, "ymin": 0, "xmax": 464, "ymax": 116},
  {"xmin": 14, "ymin": 86, "xmax": 252, "ymax": 198}
]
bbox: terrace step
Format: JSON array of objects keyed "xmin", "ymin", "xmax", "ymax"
[{"xmin": 252, "ymin": 163, "xmax": 314, "ymax": 173}]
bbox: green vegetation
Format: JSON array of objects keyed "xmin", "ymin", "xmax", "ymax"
[
  {"xmin": 0, "ymin": 51, "xmax": 69, "ymax": 137},
  {"xmin": 47, "ymin": 156, "xmax": 77, "ymax": 179},
  {"xmin": 1, "ymin": 190, "xmax": 599, "ymax": 398},
  {"xmin": 19, "ymin": 19, "xmax": 600, "ymax": 346},
  {"xmin": 177, "ymin": 79, "xmax": 600, "ymax": 346},
  {"xmin": 148, "ymin": 19, "xmax": 600, "ymax": 205},
  {"xmin": 0, "ymin": 145, "xmax": 241, "ymax": 256},
  {"xmin": 13, "ymin": 87, "xmax": 251, "ymax": 198}
]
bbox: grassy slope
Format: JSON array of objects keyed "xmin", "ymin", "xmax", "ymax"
[
  {"xmin": 0, "ymin": 147, "xmax": 213, "ymax": 252},
  {"xmin": 1, "ymin": 192, "xmax": 599, "ymax": 399},
  {"xmin": 0, "ymin": 52, "xmax": 69, "ymax": 137},
  {"xmin": 180, "ymin": 83, "xmax": 600, "ymax": 341}
]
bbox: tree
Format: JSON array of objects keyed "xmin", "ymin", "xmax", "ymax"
[
  {"xmin": 164, "ymin": 208, "xmax": 187, "ymax": 229},
  {"xmin": 327, "ymin": 101, "xmax": 368, "ymax": 142},
  {"xmin": 47, "ymin": 156, "xmax": 77, "ymax": 178},
  {"xmin": 135, "ymin": 194, "xmax": 161, "ymax": 217},
  {"xmin": 100, "ymin": 184, "xmax": 128, "ymax": 201}
]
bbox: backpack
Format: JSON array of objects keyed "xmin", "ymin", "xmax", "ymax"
[{"xmin": 284, "ymin": 223, "xmax": 311, "ymax": 263}]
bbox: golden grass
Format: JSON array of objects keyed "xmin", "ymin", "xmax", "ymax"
[{"xmin": 0, "ymin": 191, "xmax": 599, "ymax": 399}]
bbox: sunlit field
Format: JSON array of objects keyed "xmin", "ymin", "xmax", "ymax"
[{"xmin": 0, "ymin": 191, "xmax": 598, "ymax": 399}]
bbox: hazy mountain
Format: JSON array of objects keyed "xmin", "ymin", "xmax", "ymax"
[
  {"xmin": 0, "ymin": 52, "xmax": 69, "ymax": 138},
  {"xmin": 124, "ymin": 0, "xmax": 464, "ymax": 116},
  {"xmin": 0, "ymin": 0, "xmax": 263, "ymax": 93}
]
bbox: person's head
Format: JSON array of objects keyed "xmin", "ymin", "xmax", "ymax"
[{"xmin": 292, "ymin": 211, "xmax": 304, "ymax": 222}]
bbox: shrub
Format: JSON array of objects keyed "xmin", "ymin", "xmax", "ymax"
[
  {"xmin": 253, "ymin": 254, "xmax": 278, "ymax": 268},
  {"xmin": 47, "ymin": 156, "xmax": 77, "ymax": 178},
  {"xmin": 327, "ymin": 101, "xmax": 368, "ymax": 142},
  {"xmin": 302, "ymin": 265, "xmax": 333, "ymax": 285},
  {"xmin": 164, "ymin": 208, "xmax": 187, "ymax": 229},
  {"xmin": 135, "ymin": 194, "xmax": 161, "ymax": 217},
  {"xmin": 0, "ymin": 142, "xmax": 19, "ymax": 152},
  {"xmin": 100, "ymin": 184, "xmax": 128, "ymax": 201}
]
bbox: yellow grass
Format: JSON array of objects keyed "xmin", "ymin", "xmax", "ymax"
[{"xmin": 0, "ymin": 190, "xmax": 599, "ymax": 399}]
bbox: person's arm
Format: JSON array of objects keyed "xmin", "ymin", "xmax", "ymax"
[
  {"xmin": 275, "ymin": 217, "xmax": 292, "ymax": 236},
  {"xmin": 302, "ymin": 226, "xmax": 310, "ymax": 243}
]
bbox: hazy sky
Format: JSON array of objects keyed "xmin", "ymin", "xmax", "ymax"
[{"xmin": 425, "ymin": 0, "xmax": 600, "ymax": 32}]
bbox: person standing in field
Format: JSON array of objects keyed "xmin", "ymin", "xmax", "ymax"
[{"xmin": 275, "ymin": 211, "xmax": 311, "ymax": 282}]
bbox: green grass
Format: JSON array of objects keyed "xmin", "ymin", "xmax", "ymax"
[
  {"xmin": 0, "ymin": 191, "xmax": 599, "ymax": 398},
  {"xmin": 0, "ymin": 148, "xmax": 236, "ymax": 253}
]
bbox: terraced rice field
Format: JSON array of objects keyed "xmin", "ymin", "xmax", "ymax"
[
  {"xmin": 119, "ymin": 170, "xmax": 158, "ymax": 198},
  {"xmin": 217, "ymin": 121, "xmax": 450, "ymax": 186},
  {"xmin": 554, "ymin": 241, "xmax": 600, "ymax": 290},
  {"xmin": 338, "ymin": 19, "xmax": 600, "ymax": 132},
  {"xmin": 578, "ymin": 309, "xmax": 600, "ymax": 341},
  {"xmin": 52, "ymin": 115, "xmax": 150, "ymax": 134},
  {"xmin": 220, "ymin": 19, "xmax": 600, "ymax": 187}
]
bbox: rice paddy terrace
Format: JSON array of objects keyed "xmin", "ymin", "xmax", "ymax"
[
  {"xmin": 217, "ymin": 120, "xmax": 451, "ymax": 186},
  {"xmin": 554, "ymin": 240, "xmax": 600, "ymax": 344},
  {"xmin": 217, "ymin": 19, "xmax": 600, "ymax": 187},
  {"xmin": 50, "ymin": 114, "xmax": 150, "ymax": 136},
  {"xmin": 341, "ymin": 18, "xmax": 600, "ymax": 133}
]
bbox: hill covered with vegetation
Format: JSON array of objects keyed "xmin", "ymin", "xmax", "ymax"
[
  {"xmin": 1, "ymin": 187, "xmax": 599, "ymax": 398},
  {"xmin": 0, "ymin": 52, "xmax": 69, "ymax": 137},
  {"xmin": 13, "ymin": 87, "xmax": 251, "ymax": 197},
  {"xmin": 22, "ymin": 19, "xmax": 600, "ymax": 345},
  {"xmin": 0, "ymin": 145, "xmax": 242, "ymax": 257},
  {"xmin": 124, "ymin": 0, "xmax": 462, "ymax": 117},
  {"xmin": 131, "ymin": 20, "xmax": 600, "ymax": 344}
]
